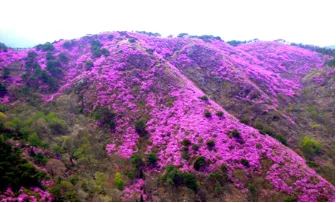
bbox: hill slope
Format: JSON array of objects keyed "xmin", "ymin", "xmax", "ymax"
[{"xmin": 0, "ymin": 32, "xmax": 334, "ymax": 201}]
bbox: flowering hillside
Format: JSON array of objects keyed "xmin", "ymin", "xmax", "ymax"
[{"xmin": 0, "ymin": 32, "xmax": 334, "ymax": 201}]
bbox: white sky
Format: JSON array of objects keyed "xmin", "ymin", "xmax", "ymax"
[{"xmin": 0, "ymin": 0, "xmax": 335, "ymax": 48}]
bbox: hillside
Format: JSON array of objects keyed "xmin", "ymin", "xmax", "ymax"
[{"xmin": 0, "ymin": 32, "xmax": 334, "ymax": 202}]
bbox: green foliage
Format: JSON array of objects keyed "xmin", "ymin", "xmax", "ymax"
[
  {"xmin": 62, "ymin": 41, "xmax": 76, "ymax": 50},
  {"xmin": 283, "ymin": 195, "xmax": 298, "ymax": 202},
  {"xmin": 59, "ymin": 53, "xmax": 69, "ymax": 63},
  {"xmin": 241, "ymin": 158, "xmax": 249, "ymax": 167},
  {"xmin": 2, "ymin": 67, "xmax": 10, "ymax": 79},
  {"xmin": 181, "ymin": 147, "xmax": 189, "ymax": 160},
  {"xmin": 0, "ymin": 136, "xmax": 47, "ymax": 192},
  {"xmin": 248, "ymin": 184, "xmax": 257, "ymax": 201},
  {"xmin": 147, "ymin": 153, "xmax": 157, "ymax": 165},
  {"xmin": 181, "ymin": 138, "xmax": 191, "ymax": 146},
  {"xmin": 301, "ymin": 136, "xmax": 321, "ymax": 155},
  {"xmin": 101, "ymin": 48, "xmax": 110, "ymax": 57},
  {"xmin": 192, "ymin": 144, "xmax": 199, "ymax": 150},
  {"xmin": 36, "ymin": 42, "xmax": 55, "ymax": 52},
  {"xmin": 0, "ymin": 82, "xmax": 7, "ymax": 97},
  {"xmin": 84, "ymin": 61, "xmax": 94, "ymax": 70},
  {"xmin": 33, "ymin": 153, "xmax": 48, "ymax": 165},
  {"xmin": 131, "ymin": 153, "xmax": 144, "ymax": 168},
  {"xmin": 46, "ymin": 59, "xmax": 62, "ymax": 77},
  {"xmin": 135, "ymin": 120, "xmax": 147, "ymax": 136},
  {"xmin": 161, "ymin": 165, "xmax": 198, "ymax": 191},
  {"xmin": 240, "ymin": 118, "xmax": 250, "ymax": 125},
  {"xmin": 92, "ymin": 107, "xmax": 116, "ymax": 130},
  {"xmin": 206, "ymin": 140, "xmax": 215, "ymax": 148},
  {"xmin": 220, "ymin": 164, "xmax": 227, "ymax": 173},
  {"xmin": 204, "ymin": 110, "xmax": 212, "ymax": 118},
  {"xmin": 199, "ymin": 95, "xmax": 208, "ymax": 101},
  {"xmin": 0, "ymin": 42, "xmax": 8, "ymax": 51},
  {"xmin": 181, "ymin": 172, "xmax": 197, "ymax": 191},
  {"xmin": 215, "ymin": 181, "xmax": 222, "ymax": 194},
  {"xmin": 216, "ymin": 111, "xmax": 224, "ymax": 116},
  {"xmin": 193, "ymin": 156, "xmax": 206, "ymax": 170},
  {"xmin": 28, "ymin": 133, "xmax": 41, "ymax": 147},
  {"xmin": 90, "ymin": 39, "xmax": 102, "ymax": 58},
  {"xmin": 44, "ymin": 112, "xmax": 67, "ymax": 134},
  {"xmin": 115, "ymin": 172, "xmax": 124, "ymax": 190},
  {"xmin": 229, "ymin": 129, "xmax": 240, "ymax": 138},
  {"xmin": 253, "ymin": 121, "xmax": 264, "ymax": 130}
]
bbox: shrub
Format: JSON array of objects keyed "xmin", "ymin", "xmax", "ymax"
[
  {"xmin": 147, "ymin": 153, "xmax": 157, "ymax": 165},
  {"xmin": 93, "ymin": 107, "xmax": 116, "ymax": 130},
  {"xmin": 240, "ymin": 118, "xmax": 249, "ymax": 125},
  {"xmin": 283, "ymin": 195, "xmax": 297, "ymax": 202},
  {"xmin": 101, "ymin": 48, "xmax": 110, "ymax": 57},
  {"xmin": 0, "ymin": 82, "xmax": 7, "ymax": 97},
  {"xmin": 135, "ymin": 120, "xmax": 147, "ymax": 136},
  {"xmin": 84, "ymin": 61, "xmax": 94, "ymax": 70},
  {"xmin": 33, "ymin": 153, "xmax": 48, "ymax": 165},
  {"xmin": 59, "ymin": 53, "xmax": 69, "ymax": 63},
  {"xmin": 37, "ymin": 42, "xmax": 55, "ymax": 52},
  {"xmin": 192, "ymin": 144, "xmax": 199, "ymax": 150},
  {"xmin": 206, "ymin": 140, "xmax": 215, "ymax": 148},
  {"xmin": 28, "ymin": 133, "xmax": 41, "ymax": 147},
  {"xmin": 220, "ymin": 164, "xmax": 227, "ymax": 173},
  {"xmin": 199, "ymin": 96, "xmax": 208, "ymax": 101},
  {"xmin": 181, "ymin": 138, "xmax": 191, "ymax": 146},
  {"xmin": 253, "ymin": 121, "xmax": 264, "ymax": 130},
  {"xmin": 301, "ymin": 136, "xmax": 321, "ymax": 155},
  {"xmin": 230, "ymin": 129, "xmax": 240, "ymax": 138},
  {"xmin": 107, "ymin": 35, "xmax": 114, "ymax": 40},
  {"xmin": 131, "ymin": 153, "xmax": 143, "ymax": 168},
  {"xmin": 215, "ymin": 181, "xmax": 222, "ymax": 194},
  {"xmin": 274, "ymin": 135, "xmax": 287, "ymax": 146},
  {"xmin": 161, "ymin": 165, "xmax": 197, "ymax": 191},
  {"xmin": 204, "ymin": 110, "xmax": 212, "ymax": 118},
  {"xmin": 193, "ymin": 156, "xmax": 206, "ymax": 170},
  {"xmin": 115, "ymin": 172, "xmax": 124, "ymax": 190},
  {"xmin": 0, "ymin": 138, "xmax": 47, "ymax": 192},
  {"xmin": 92, "ymin": 48, "xmax": 101, "ymax": 58},
  {"xmin": 216, "ymin": 111, "xmax": 224, "ymax": 116},
  {"xmin": 181, "ymin": 172, "xmax": 197, "ymax": 191},
  {"xmin": 241, "ymin": 158, "xmax": 249, "ymax": 167},
  {"xmin": 2, "ymin": 68, "xmax": 10, "ymax": 79},
  {"xmin": 62, "ymin": 41, "xmax": 76, "ymax": 50},
  {"xmin": 248, "ymin": 184, "xmax": 257, "ymax": 201},
  {"xmin": 45, "ymin": 112, "xmax": 67, "ymax": 134}
]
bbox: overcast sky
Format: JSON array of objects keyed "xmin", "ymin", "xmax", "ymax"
[{"xmin": 0, "ymin": 0, "xmax": 335, "ymax": 48}]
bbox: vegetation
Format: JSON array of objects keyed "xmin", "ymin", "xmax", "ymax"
[
  {"xmin": 216, "ymin": 111, "xmax": 224, "ymax": 116},
  {"xmin": 161, "ymin": 165, "xmax": 198, "ymax": 191},
  {"xmin": 193, "ymin": 156, "xmax": 206, "ymax": 170},
  {"xmin": 301, "ymin": 136, "xmax": 321, "ymax": 155},
  {"xmin": 199, "ymin": 95, "xmax": 208, "ymax": 101},
  {"xmin": 204, "ymin": 110, "xmax": 212, "ymax": 118},
  {"xmin": 206, "ymin": 140, "xmax": 215, "ymax": 148},
  {"xmin": 181, "ymin": 138, "xmax": 191, "ymax": 146},
  {"xmin": 241, "ymin": 158, "xmax": 249, "ymax": 167},
  {"xmin": 36, "ymin": 42, "xmax": 55, "ymax": 52},
  {"xmin": 0, "ymin": 135, "xmax": 48, "ymax": 192},
  {"xmin": 146, "ymin": 153, "xmax": 157, "ymax": 165},
  {"xmin": 114, "ymin": 172, "xmax": 124, "ymax": 190},
  {"xmin": 135, "ymin": 119, "xmax": 147, "ymax": 136}
]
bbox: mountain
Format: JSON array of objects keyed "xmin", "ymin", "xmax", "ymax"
[{"xmin": 0, "ymin": 31, "xmax": 334, "ymax": 202}]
